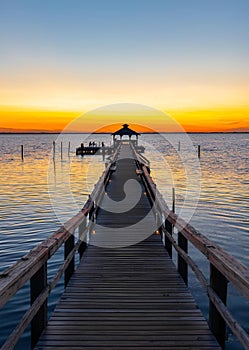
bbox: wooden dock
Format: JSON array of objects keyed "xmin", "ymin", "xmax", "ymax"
[
  {"xmin": 34, "ymin": 143, "xmax": 219, "ymax": 349},
  {"xmin": 0, "ymin": 141, "xmax": 249, "ymax": 350},
  {"xmin": 35, "ymin": 239, "xmax": 220, "ymax": 349}
]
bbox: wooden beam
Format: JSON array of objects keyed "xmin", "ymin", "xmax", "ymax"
[
  {"xmin": 30, "ymin": 263, "xmax": 47, "ymax": 349},
  {"xmin": 178, "ymin": 231, "xmax": 188, "ymax": 285},
  {"xmin": 64, "ymin": 235, "xmax": 75, "ymax": 287},
  {"xmin": 209, "ymin": 264, "xmax": 228, "ymax": 349}
]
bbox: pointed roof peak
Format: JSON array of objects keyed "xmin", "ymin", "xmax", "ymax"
[{"xmin": 112, "ymin": 123, "xmax": 140, "ymax": 137}]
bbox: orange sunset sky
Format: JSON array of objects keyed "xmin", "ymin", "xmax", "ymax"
[{"xmin": 0, "ymin": 0, "xmax": 249, "ymax": 133}]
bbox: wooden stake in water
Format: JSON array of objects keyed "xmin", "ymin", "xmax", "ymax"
[
  {"xmin": 68, "ymin": 142, "xmax": 71, "ymax": 155},
  {"xmin": 198, "ymin": 145, "xmax": 201, "ymax": 158},
  {"xmin": 53, "ymin": 141, "xmax": 55, "ymax": 159},
  {"xmin": 61, "ymin": 142, "xmax": 63, "ymax": 159},
  {"xmin": 21, "ymin": 145, "xmax": 24, "ymax": 161},
  {"xmin": 178, "ymin": 141, "xmax": 181, "ymax": 152},
  {"xmin": 172, "ymin": 187, "xmax": 175, "ymax": 213}
]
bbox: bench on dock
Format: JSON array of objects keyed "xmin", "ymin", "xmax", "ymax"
[{"xmin": 0, "ymin": 143, "xmax": 249, "ymax": 350}]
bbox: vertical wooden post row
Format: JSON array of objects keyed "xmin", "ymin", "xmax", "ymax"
[
  {"xmin": 209, "ymin": 264, "xmax": 228, "ymax": 349},
  {"xmin": 30, "ymin": 263, "xmax": 47, "ymax": 349}
]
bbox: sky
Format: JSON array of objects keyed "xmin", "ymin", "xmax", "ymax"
[{"xmin": 0, "ymin": 0, "xmax": 249, "ymax": 132}]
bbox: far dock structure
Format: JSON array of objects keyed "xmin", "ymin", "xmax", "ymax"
[
  {"xmin": 76, "ymin": 123, "xmax": 145, "ymax": 156},
  {"xmin": 1, "ymin": 127, "xmax": 249, "ymax": 350}
]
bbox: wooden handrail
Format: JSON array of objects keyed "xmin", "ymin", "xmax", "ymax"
[
  {"xmin": 0, "ymin": 144, "xmax": 120, "ymax": 350},
  {"xmin": 140, "ymin": 162, "xmax": 249, "ymax": 300},
  {"xmin": 132, "ymin": 145, "xmax": 249, "ymax": 350}
]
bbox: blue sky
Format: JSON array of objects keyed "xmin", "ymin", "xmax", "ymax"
[{"xmin": 0, "ymin": 0, "xmax": 249, "ymax": 114}]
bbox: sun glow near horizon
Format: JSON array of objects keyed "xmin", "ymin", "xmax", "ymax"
[
  {"xmin": 0, "ymin": 104, "xmax": 248, "ymax": 133},
  {"xmin": 0, "ymin": 0, "xmax": 249, "ymax": 133}
]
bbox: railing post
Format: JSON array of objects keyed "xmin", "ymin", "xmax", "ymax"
[
  {"xmin": 177, "ymin": 231, "xmax": 188, "ymax": 285},
  {"xmin": 30, "ymin": 263, "xmax": 47, "ymax": 349},
  {"xmin": 64, "ymin": 234, "xmax": 75, "ymax": 287},
  {"xmin": 209, "ymin": 263, "xmax": 228, "ymax": 349},
  {"xmin": 89, "ymin": 202, "xmax": 95, "ymax": 221},
  {"xmin": 164, "ymin": 218, "xmax": 173, "ymax": 258},
  {"xmin": 78, "ymin": 220, "xmax": 87, "ymax": 259}
]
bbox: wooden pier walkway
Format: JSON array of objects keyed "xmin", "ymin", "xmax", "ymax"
[
  {"xmin": 1, "ymin": 140, "xmax": 249, "ymax": 350},
  {"xmin": 35, "ymin": 143, "xmax": 220, "ymax": 349}
]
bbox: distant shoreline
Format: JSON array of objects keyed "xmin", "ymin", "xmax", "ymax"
[{"xmin": 0, "ymin": 132, "xmax": 248, "ymax": 135}]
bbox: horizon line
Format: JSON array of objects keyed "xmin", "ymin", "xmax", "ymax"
[{"xmin": 0, "ymin": 131, "xmax": 248, "ymax": 135}]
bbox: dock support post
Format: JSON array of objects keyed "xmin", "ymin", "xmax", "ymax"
[
  {"xmin": 198, "ymin": 145, "xmax": 201, "ymax": 158},
  {"xmin": 164, "ymin": 219, "xmax": 173, "ymax": 258},
  {"xmin": 78, "ymin": 220, "xmax": 87, "ymax": 259},
  {"xmin": 61, "ymin": 142, "xmax": 63, "ymax": 160},
  {"xmin": 30, "ymin": 263, "xmax": 47, "ymax": 349},
  {"xmin": 53, "ymin": 141, "xmax": 55, "ymax": 159},
  {"xmin": 209, "ymin": 264, "xmax": 228, "ymax": 349},
  {"xmin": 89, "ymin": 202, "xmax": 95, "ymax": 221},
  {"xmin": 172, "ymin": 187, "xmax": 175, "ymax": 213},
  {"xmin": 178, "ymin": 141, "xmax": 180, "ymax": 152},
  {"xmin": 64, "ymin": 234, "xmax": 75, "ymax": 287},
  {"xmin": 21, "ymin": 145, "xmax": 24, "ymax": 161},
  {"xmin": 178, "ymin": 231, "xmax": 188, "ymax": 285},
  {"xmin": 68, "ymin": 141, "xmax": 71, "ymax": 155}
]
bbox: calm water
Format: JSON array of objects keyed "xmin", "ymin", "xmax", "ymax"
[{"xmin": 0, "ymin": 133, "xmax": 248, "ymax": 349}]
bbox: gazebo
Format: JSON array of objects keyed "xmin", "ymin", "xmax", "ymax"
[{"xmin": 112, "ymin": 124, "xmax": 140, "ymax": 147}]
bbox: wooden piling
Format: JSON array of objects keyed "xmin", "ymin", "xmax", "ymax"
[
  {"xmin": 164, "ymin": 219, "xmax": 173, "ymax": 258},
  {"xmin": 178, "ymin": 141, "xmax": 181, "ymax": 151},
  {"xmin": 21, "ymin": 145, "xmax": 24, "ymax": 161},
  {"xmin": 198, "ymin": 145, "xmax": 201, "ymax": 158},
  {"xmin": 78, "ymin": 220, "xmax": 87, "ymax": 259},
  {"xmin": 53, "ymin": 141, "xmax": 55, "ymax": 159},
  {"xmin": 68, "ymin": 141, "xmax": 71, "ymax": 155},
  {"xmin": 178, "ymin": 231, "xmax": 188, "ymax": 285},
  {"xmin": 30, "ymin": 263, "xmax": 47, "ymax": 348},
  {"xmin": 209, "ymin": 264, "xmax": 228, "ymax": 349},
  {"xmin": 172, "ymin": 187, "xmax": 175, "ymax": 213},
  {"xmin": 61, "ymin": 142, "xmax": 63, "ymax": 159},
  {"xmin": 64, "ymin": 234, "xmax": 75, "ymax": 287}
]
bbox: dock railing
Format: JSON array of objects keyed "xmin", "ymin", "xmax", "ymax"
[
  {"xmin": 0, "ymin": 146, "xmax": 120, "ymax": 350},
  {"xmin": 131, "ymin": 143, "xmax": 249, "ymax": 350}
]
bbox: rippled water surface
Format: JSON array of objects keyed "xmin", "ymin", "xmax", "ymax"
[{"xmin": 0, "ymin": 133, "xmax": 248, "ymax": 349}]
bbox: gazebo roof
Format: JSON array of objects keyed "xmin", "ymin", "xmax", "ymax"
[{"xmin": 112, "ymin": 124, "xmax": 140, "ymax": 137}]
